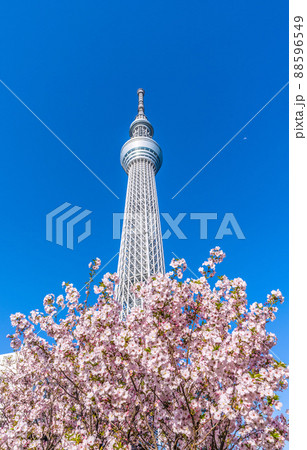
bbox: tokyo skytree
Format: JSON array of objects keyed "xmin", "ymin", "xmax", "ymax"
[{"xmin": 116, "ymin": 89, "xmax": 165, "ymax": 316}]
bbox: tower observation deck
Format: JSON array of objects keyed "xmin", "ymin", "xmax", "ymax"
[{"xmin": 116, "ymin": 89, "xmax": 165, "ymax": 316}]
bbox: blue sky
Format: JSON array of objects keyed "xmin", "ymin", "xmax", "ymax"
[{"xmin": 0, "ymin": 0, "xmax": 288, "ymax": 423}]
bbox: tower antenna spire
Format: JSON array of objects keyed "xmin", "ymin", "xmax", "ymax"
[
  {"xmin": 137, "ymin": 88, "xmax": 145, "ymax": 116},
  {"xmin": 129, "ymin": 88, "xmax": 154, "ymax": 138}
]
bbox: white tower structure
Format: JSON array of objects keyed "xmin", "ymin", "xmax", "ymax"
[{"xmin": 117, "ymin": 89, "xmax": 165, "ymax": 316}]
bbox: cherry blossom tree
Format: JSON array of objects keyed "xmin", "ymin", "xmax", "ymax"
[{"xmin": 0, "ymin": 248, "xmax": 288, "ymax": 449}]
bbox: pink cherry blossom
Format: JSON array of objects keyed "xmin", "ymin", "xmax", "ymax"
[{"xmin": 0, "ymin": 248, "xmax": 288, "ymax": 449}]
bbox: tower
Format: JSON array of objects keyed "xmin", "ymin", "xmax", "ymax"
[{"xmin": 116, "ymin": 89, "xmax": 165, "ymax": 316}]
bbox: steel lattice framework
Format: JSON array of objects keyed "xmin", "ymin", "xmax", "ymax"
[{"xmin": 116, "ymin": 89, "xmax": 165, "ymax": 317}]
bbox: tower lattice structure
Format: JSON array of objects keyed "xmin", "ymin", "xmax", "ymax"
[{"xmin": 116, "ymin": 89, "xmax": 165, "ymax": 317}]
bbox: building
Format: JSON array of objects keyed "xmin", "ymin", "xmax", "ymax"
[{"xmin": 116, "ymin": 89, "xmax": 165, "ymax": 317}]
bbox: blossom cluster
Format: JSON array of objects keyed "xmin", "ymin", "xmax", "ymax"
[{"xmin": 198, "ymin": 245, "xmax": 227, "ymax": 278}]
